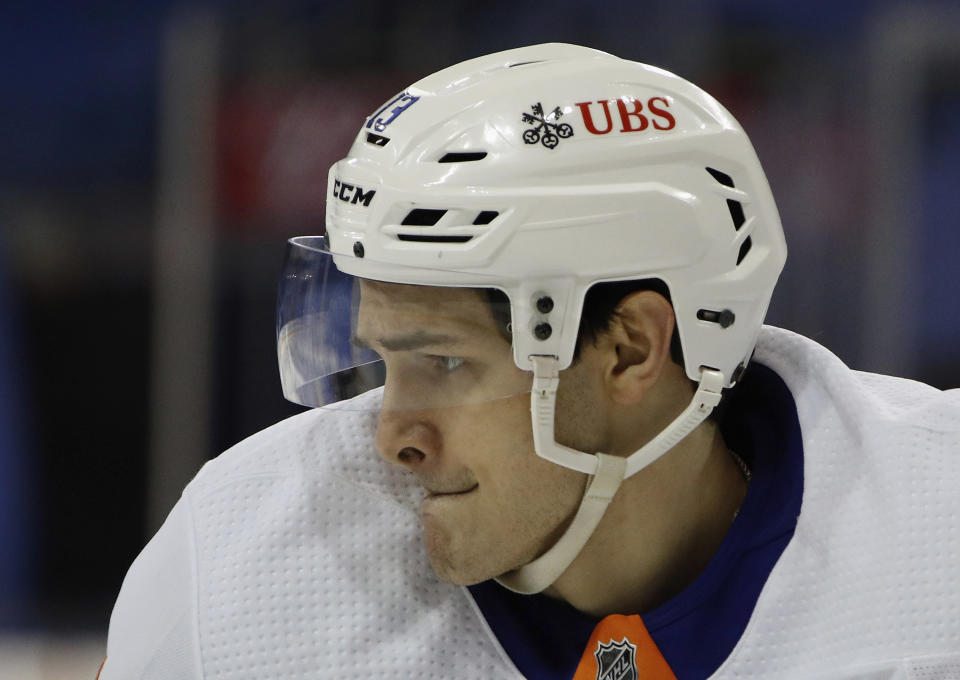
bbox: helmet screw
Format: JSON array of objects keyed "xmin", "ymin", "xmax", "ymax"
[
  {"xmin": 353, "ymin": 241, "xmax": 365, "ymax": 258},
  {"xmin": 536, "ymin": 296, "xmax": 554, "ymax": 314},
  {"xmin": 718, "ymin": 309, "xmax": 735, "ymax": 328},
  {"xmin": 534, "ymin": 323, "xmax": 552, "ymax": 340}
]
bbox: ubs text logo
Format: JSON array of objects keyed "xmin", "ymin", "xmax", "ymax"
[{"xmin": 575, "ymin": 97, "xmax": 675, "ymax": 135}]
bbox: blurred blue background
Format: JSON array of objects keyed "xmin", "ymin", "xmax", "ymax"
[{"xmin": 0, "ymin": 0, "xmax": 958, "ymax": 670}]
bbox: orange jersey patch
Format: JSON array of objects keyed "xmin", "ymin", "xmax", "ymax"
[{"xmin": 572, "ymin": 614, "xmax": 676, "ymax": 680}]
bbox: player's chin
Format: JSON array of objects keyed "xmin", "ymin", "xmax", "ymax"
[
  {"xmin": 425, "ymin": 552, "xmax": 483, "ymax": 585},
  {"xmin": 423, "ymin": 525, "xmax": 498, "ymax": 585},
  {"xmin": 429, "ymin": 562, "xmax": 486, "ymax": 586}
]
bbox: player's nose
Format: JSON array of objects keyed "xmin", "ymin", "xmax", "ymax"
[{"xmin": 375, "ymin": 408, "xmax": 441, "ymax": 470}]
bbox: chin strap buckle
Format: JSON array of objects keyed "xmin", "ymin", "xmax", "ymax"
[
  {"xmin": 530, "ymin": 354, "xmax": 560, "ymax": 396},
  {"xmin": 694, "ymin": 367, "xmax": 725, "ymax": 413}
]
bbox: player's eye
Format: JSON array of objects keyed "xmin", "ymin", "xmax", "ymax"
[{"xmin": 428, "ymin": 355, "xmax": 465, "ymax": 372}]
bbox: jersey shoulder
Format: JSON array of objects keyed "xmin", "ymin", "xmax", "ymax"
[
  {"xmin": 716, "ymin": 326, "xmax": 960, "ymax": 677},
  {"xmin": 100, "ymin": 497, "xmax": 201, "ymax": 678},
  {"xmin": 755, "ymin": 325, "xmax": 960, "ymax": 428}
]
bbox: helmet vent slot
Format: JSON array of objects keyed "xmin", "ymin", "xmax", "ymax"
[
  {"xmin": 706, "ymin": 167, "xmax": 746, "ymax": 232},
  {"xmin": 472, "ymin": 210, "xmax": 499, "ymax": 225},
  {"xmin": 401, "ymin": 209, "xmax": 447, "ymax": 226},
  {"xmin": 737, "ymin": 236, "xmax": 753, "ymax": 265},
  {"xmin": 705, "ymin": 167, "xmax": 735, "ymax": 187},
  {"xmin": 438, "ymin": 152, "xmax": 488, "ymax": 163},
  {"xmin": 397, "ymin": 234, "xmax": 473, "ymax": 243},
  {"xmin": 726, "ymin": 199, "xmax": 746, "ymax": 230}
]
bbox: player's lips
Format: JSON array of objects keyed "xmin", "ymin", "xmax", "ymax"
[{"xmin": 423, "ymin": 484, "xmax": 478, "ymax": 498}]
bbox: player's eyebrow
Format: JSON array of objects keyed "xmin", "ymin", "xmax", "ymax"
[{"xmin": 351, "ymin": 330, "xmax": 464, "ymax": 352}]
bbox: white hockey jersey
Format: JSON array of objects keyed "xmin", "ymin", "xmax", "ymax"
[{"xmin": 100, "ymin": 326, "xmax": 960, "ymax": 679}]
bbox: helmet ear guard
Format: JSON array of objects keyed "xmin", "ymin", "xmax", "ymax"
[{"xmin": 283, "ymin": 42, "xmax": 786, "ymax": 593}]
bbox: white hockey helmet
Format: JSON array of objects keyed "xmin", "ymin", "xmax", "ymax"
[{"xmin": 277, "ymin": 43, "xmax": 786, "ymax": 592}]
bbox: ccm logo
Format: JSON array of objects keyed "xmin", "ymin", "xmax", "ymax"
[
  {"xmin": 333, "ymin": 179, "xmax": 376, "ymax": 207},
  {"xmin": 575, "ymin": 97, "xmax": 676, "ymax": 135}
]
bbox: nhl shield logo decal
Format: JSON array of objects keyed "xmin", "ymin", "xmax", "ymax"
[
  {"xmin": 594, "ymin": 637, "xmax": 638, "ymax": 680},
  {"xmin": 573, "ymin": 615, "xmax": 675, "ymax": 680}
]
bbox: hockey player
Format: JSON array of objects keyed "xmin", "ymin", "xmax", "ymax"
[{"xmin": 101, "ymin": 44, "xmax": 960, "ymax": 679}]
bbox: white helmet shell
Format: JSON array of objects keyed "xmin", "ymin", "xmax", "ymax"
[{"xmin": 326, "ymin": 43, "xmax": 785, "ymax": 387}]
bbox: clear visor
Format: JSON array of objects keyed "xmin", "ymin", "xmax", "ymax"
[{"xmin": 277, "ymin": 236, "xmax": 532, "ymax": 411}]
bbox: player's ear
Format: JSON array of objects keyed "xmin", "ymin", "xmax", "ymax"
[{"xmin": 598, "ymin": 290, "xmax": 675, "ymax": 405}]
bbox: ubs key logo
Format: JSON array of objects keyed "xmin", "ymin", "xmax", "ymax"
[{"xmin": 522, "ymin": 102, "xmax": 574, "ymax": 149}]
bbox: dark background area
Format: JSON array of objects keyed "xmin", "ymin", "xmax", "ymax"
[{"xmin": 0, "ymin": 0, "xmax": 957, "ymax": 658}]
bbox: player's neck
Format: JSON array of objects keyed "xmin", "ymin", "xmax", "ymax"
[{"xmin": 544, "ymin": 421, "xmax": 748, "ymax": 619}]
